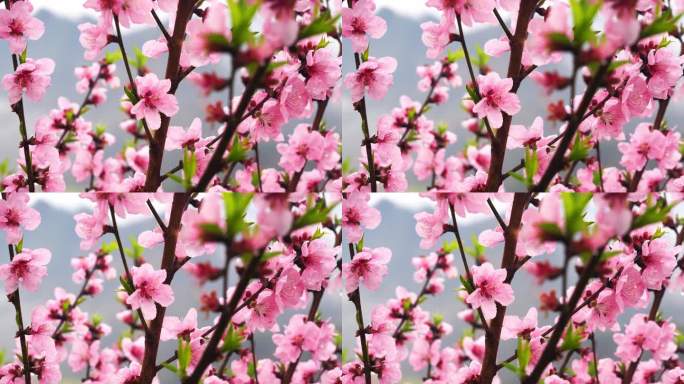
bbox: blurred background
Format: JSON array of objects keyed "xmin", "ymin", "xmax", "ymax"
[
  {"xmin": 341, "ymin": 1, "xmax": 684, "ymax": 191},
  {"xmin": 0, "ymin": 1, "xmax": 342, "ymax": 191},
  {"xmin": 341, "ymin": 194, "xmax": 684, "ymax": 382},
  {"xmin": 0, "ymin": 194, "xmax": 342, "ymax": 383}
]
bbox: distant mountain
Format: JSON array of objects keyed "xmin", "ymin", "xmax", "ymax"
[
  {"xmin": 342, "ymin": 198, "xmax": 684, "ymax": 381},
  {"xmin": 0, "ymin": 201, "xmax": 341, "ymax": 381},
  {"xmin": 0, "ymin": 10, "xmax": 340, "ymax": 191},
  {"xmin": 342, "ymin": 9, "xmax": 684, "ymax": 191}
]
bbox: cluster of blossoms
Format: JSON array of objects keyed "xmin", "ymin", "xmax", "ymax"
[
  {"xmin": 342, "ymin": 0, "xmax": 684, "ymax": 193},
  {"xmin": 0, "ymin": 0, "xmax": 342, "ymax": 193},
  {"xmin": 0, "ymin": 192, "xmax": 342, "ymax": 383},
  {"xmin": 342, "ymin": 191, "xmax": 684, "ymax": 383}
]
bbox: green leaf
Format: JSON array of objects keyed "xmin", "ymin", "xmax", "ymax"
[
  {"xmin": 228, "ymin": 0, "xmax": 260, "ymax": 47},
  {"xmin": 131, "ymin": 47, "xmax": 148, "ymax": 70},
  {"xmin": 15, "ymin": 238, "xmax": 23, "ymax": 253},
  {"xmin": 355, "ymin": 235, "xmax": 364, "ymax": 252},
  {"xmin": 631, "ymin": 197, "xmax": 673, "ymax": 230},
  {"xmin": 206, "ymin": 33, "xmax": 232, "ymax": 52},
  {"xmin": 226, "ymin": 136, "xmax": 249, "ymax": 163},
  {"xmin": 537, "ymin": 222, "xmax": 564, "ymax": 240},
  {"xmin": 223, "ymin": 192, "xmax": 253, "ymax": 238},
  {"xmin": 524, "ymin": 148, "xmax": 539, "ymax": 187},
  {"xmin": 517, "ymin": 338, "xmax": 531, "ymax": 377},
  {"xmin": 101, "ymin": 240, "xmax": 119, "ymax": 254},
  {"xmin": 442, "ymin": 240, "xmax": 459, "ymax": 254},
  {"xmin": 474, "ymin": 46, "xmax": 490, "ymax": 67},
  {"xmin": 123, "ymin": 86, "xmax": 138, "ymax": 104},
  {"xmin": 119, "ymin": 276, "xmax": 134, "ymax": 294},
  {"xmin": 547, "ymin": 32, "xmax": 574, "ymax": 50},
  {"xmin": 640, "ymin": 10, "xmax": 683, "ymax": 39},
  {"xmin": 298, "ymin": 11, "xmax": 339, "ymax": 40},
  {"xmin": 562, "ymin": 192, "xmax": 592, "ymax": 237},
  {"xmin": 198, "ymin": 223, "xmax": 226, "ymax": 242},
  {"xmin": 292, "ymin": 199, "xmax": 338, "ymax": 231},
  {"xmin": 570, "ymin": 0, "xmax": 601, "ymax": 45},
  {"xmin": 222, "ymin": 324, "xmax": 244, "ymax": 353},
  {"xmin": 182, "ymin": 149, "xmax": 197, "ymax": 190},
  {"xmin": 560, "ymin": 323, "xmax": 582, "ymax": 351},
  {"xmin": 459, "ymin": 275, "xmax": 473, "ymax": 293},
  {"xmin": 447, "ymin": 49, "xmax": 465, "ymax": 63},
  {"xmin": 569, "ymin": 134, "xmax": 591, "ymax": 162},
  {"xmin": 125, "ymin": 236, "xmax": 145, "ymax": 261},
  {"xmin": 105, "ymin": 49, "xmax": 123, "ymax": 64},
  {"xmin": 247, "ymin": 361, "xmax": 257, "ymax": 378},
  {"xmin": 503, "ymin": 362, "xmax": 519, "ymax": 374},
  {"xmin": 162, "ymin": 362, "xmax": 178, "ymax": 374},
  {"xmin": 177, "ymin": 339, "xmax": 191, "ymax": 378},
  {"xmin": 465, "ymin": 234, "xmax": 485, "ymax": 259}
]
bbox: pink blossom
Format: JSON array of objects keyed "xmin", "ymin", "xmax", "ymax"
[
  {"xmin": 426, "ymin": 0, "xmax": 496, "ymax": 26},
  {"xmin": 74, "ymin": 210, "xmax": 107, "ymax": 250},
  {"xmin": 342, "ymin": 192, "xmax": 381, "ymax": 243},
  {"xmin": 0, "ymin": 248, "xmax": 51, "ymax": 293},
  {"xmin": 613, "ymin": 314, "xmax": 673, "ymax": 362},
  {"xmin": 300, "ymin": 239, "xmax": 338, "ymax": 291},
  {"xmin": 414, "ymin": 204, "xmax": 447, "ymax": 249},
  {"xmin": 501, "ymin": 308, "xmax": 538, "ymax": 340},
  {"xmin": 465, "ymin": 262, "xmax": 514, "ymax": 320},
  {"xmin": 130, "ymin": 73, "xmax": 179, "ymax": 130},
  {"xmin": 166, "ymin": 118, "xmax": 203, "ymax": 150},
  {"xmin": 0, "ymin": 193, "xmax": 41, "ymax": 244},
  {"xmin": 2, "ymin": 57, "xmax": 55, "ymax": 104},
  {"xmin": 646, "ymin": 48, "xmax": 683, "ymax": 99},
  {"xmin": 343, "ymin": 247, "xmax": 391, "ymax": 292},
  {"xmin": 78, "ymin": 20, "xmax": 110, "ymax": 61},
  {"xmin": 277, "ymin": 124, "xmax": 326, "ymax": 173},
  {"xmin": 84, "ymin": 0, "xmax": 153, "ymax": 27},
  {"xmin": 341, "ymin": 0, "xmax": 387, "ymax": 53},
  {"xmin": 344, "ymin": 56, "xmax": 397, "ymax": 102},
  {"xmin": 274, "ymin": 267, "xmax": 305, "ymax": 309},
  {"xmin": 125, "ymin": 146, "xmax": 149, "ymax": 174},
  {"xmin": 508, "ymin": 116, "xmax": 544, "ymax": 149},
  {"xmin": 272, "ymin": 314, "xmax": 321, "ymax": 363},
  {"xmin": 125, "ymin": 263, "xmax": 175, "ymax": 320},
  {"xmin": 305, "ymin": 48, "xmax": 341, "ymax": 100},
  {"xmin": 618, "ymin": 123, "xmax": 667, "ymax": 172},
  {"xmin": 0, "ymin": 0, "xmax": 45, "ymax": 54},
  {"xmin": 640, "ymin": 238, "xmax": 679, "ymax": 290},
  {"xmin": 421, "ymin": 18, "xmax": 452, "ymax": 59},
  {"xmin": 161, "ymin": 308, "xmax": 198, "ymax": 341},
  {"xmin": 472, "ymin": 72, "xmax": 521, "ymax": 128}
]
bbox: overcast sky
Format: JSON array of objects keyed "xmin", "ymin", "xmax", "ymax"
[{"xmin": 31, "ymin": 0, "xmax": 439, "ymax": 20}]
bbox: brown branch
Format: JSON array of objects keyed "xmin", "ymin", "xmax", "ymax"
[
  {"xmin": 347, "ymin": 243, "xmax": 373, "ymax": 384},
  {"xmin": 628, "ymin": 98, "xmax": 670, "ymax": 192},
  {"xmin": 479, "ymin": 193, "xmax": 527, "ymax": 384},
  {"xmin": 192, "ymin": 62, "xmax": 271, "ymax": 192},
  {"xmin": 183, "ymin": 249, "xmax": 264, "ymax": 383},
  {"xmin": 484, "ymin": 1, "xmax": 537, "ymax": 191},
  {"xmin": 109, "ymin": 203, "xmax": 150, "ymax": 334},
  {"xmin": 522, "ymin": 248, "xmax": 604, "ymax": 384},
  {"xmin": 139, "ymin": 193, "xmax": 189, "ymax": 384},
  {"xmin": 7, "ymin": 244, "xmax": 31, "ymax": 383},
  {"xmin": 532, "ymin": 62, "xmax": 611, "ymax": 192},
  {"xmin": 144, "ymin": 0, "xmax": 196, "ymax": 191}
]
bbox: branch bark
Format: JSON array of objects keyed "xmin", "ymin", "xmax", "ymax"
[
  {"xmin": 484, "ymin": 0, "xmax": 537, "ymax": 191},
  {"xmin": 144, "ymin": 0, "xmax": 196, "ymax": 191},
  {"xmin": 139, "ymin": 193, "xmax": 189, "ymax": 384},
  {"xmin": 522, "ymin": 248, "xmax": 604, "ymax": 384},
  {"xmin": 479, "ymin": 193, "xmax": 527, "ymax": 384}
]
